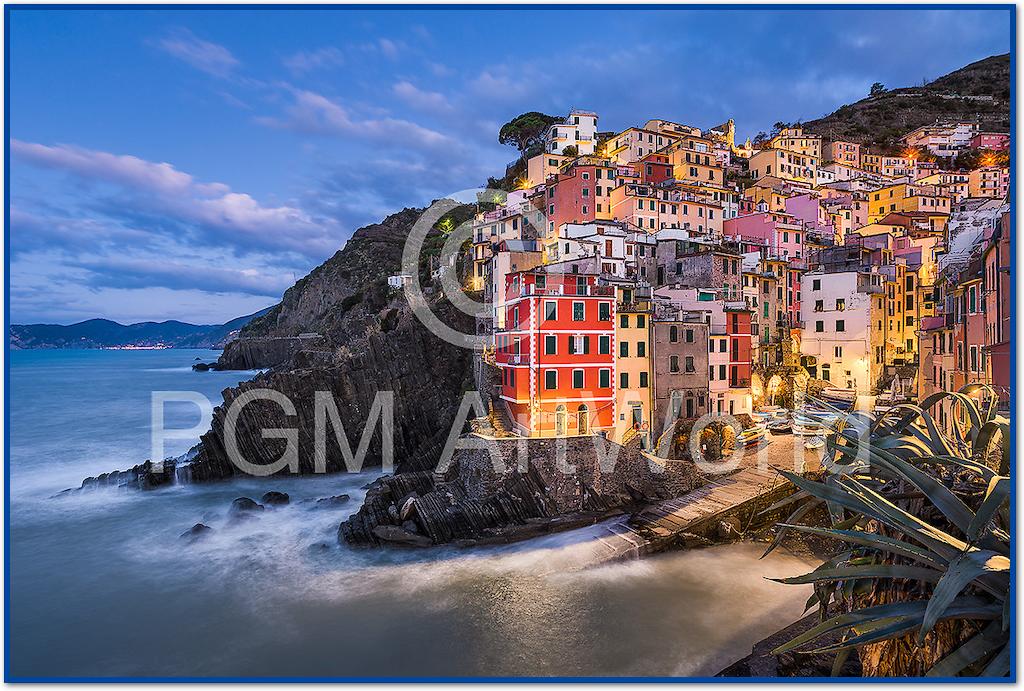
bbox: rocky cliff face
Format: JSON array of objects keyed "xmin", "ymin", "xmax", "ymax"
[
  {"xmin": 234, "ymin": 207, "xmax": 427, "ymax": 357},
  {"xmin": 187, "ymin": 300, "xmax": 475, "ymax": 481}
]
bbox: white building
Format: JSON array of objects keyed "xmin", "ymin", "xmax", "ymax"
[
  {"xmin": 800, "ymin": 269, "xmax": 887, "ymax": 393},
  {"xmin": 543, "ymin": 110, "xmax": 598, "ymax": 155}
]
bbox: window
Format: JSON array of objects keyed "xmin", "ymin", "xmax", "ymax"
[
  {"xmin": 512, "ymin": 307, "xmax": 519, "ymax": 325},
  {"xmin": 544, "ymin": 370, "xmax": 557, "ymax": 390},
  {"xmin": 685, "ymin": 356, "xmax": 695, "ymax": 373},
  {"xmin": 572, "ymin": 369, "xmax": 584, "ymax": 389},
  {"xmin": 670, "ymin": 355, "xmax": 680, "ymax": 373},
  {"xmin": 620, "ymin": 372, "xmax": 629, "ymax": 388},
  {"xmin": 813, "ymin": 279, "xmax": 821, "ymax": 291},
  {"xmin": 685, "ymin": 329, "xmax": 694, "ymax": 343},
  {"xmin": 599, "ymin": 369, "xmax": 610, "ymax": 388},
  {"xmin": 637, "ymin": 314, "xmax": 646, "ymax": 328},
  {"xmin": 836, "ymin": 320, "xmax": 845, "ymax": 332},
  {"xmin": 544, "ymin": 301, "xmax": 557, "ymax": 321},
  {"xmin": 620, "ymin": 341, "xmax": 629, "ymax": 358},
  {"xmin": 639, "ymin": 372, "xmax": 649, "ymax": 388},
  {"xmin": 719, "ymin": 364, "xmax": 726, "ymax": 380},
  {"xmin": 545, "ymin": 335, "xmax": 557, "ymax": 355},
  {"xmin": 620, "ymin": 314, "xmax": 628, "ymax": 328},
  {"xmin": 708, "ymin": 338, "xmax": 714, "ymax": 352},
  {"xmin": 572, "ymin": 301, "xmax": 585, "ymax": 321},
  {"xmin": 670, "ymin": 326, "xmax": 678, "ymax": 342},
  {"xmin": 637, "ymin": 342, "xmax": 646, "ymax": 357},
  {"xmin": 720, "ymin": 339, "xmax": 727, "ymax": 353},
  {"xmin": 815, "ymin": 320, "xmax": 824, "ymax": 332},
  {"xmin": 598, "ymin": 303, "xmax": 611, "ymax": 321},
  {"xmin": 836, "ymin": 298, "xmax": 845, "ymax": 311},
  {"xmin": 834, "ymin": 346, "xmax": 843, "ymax": 358}
]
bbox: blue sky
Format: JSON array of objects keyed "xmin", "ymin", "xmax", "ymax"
[{"xmin": 8, "ymin": 6, "xmax": 1011, "ymax": 324}]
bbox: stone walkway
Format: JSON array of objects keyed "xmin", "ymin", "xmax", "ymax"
[{"xmin": 557, "ymin": 435, "xmax": 822, "ymax": 569}]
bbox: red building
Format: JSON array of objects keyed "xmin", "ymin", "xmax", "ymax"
[
  {"xmin": 545, "ymin": 158, "xmax": 617, "ymax": 235},
  {"xmin": 969, "ymin": 132, "xmax": 1010, "ymax": 151},
  {"xmin": 495, "ymin": 269, "xmax": 616, "ymax": 436},
  {"xmin": 726, "ymin": 307, "xmax": 753, "ymax": 389}
]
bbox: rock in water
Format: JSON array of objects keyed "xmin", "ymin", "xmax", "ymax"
[
  {"xmin": 191, "ymin": 362, "xmax": 211, "ymax": 372},
  {"xmin": 261, "ymin": 491, "xmax": 290, "ymax": 506},
  {"xmin": 371, "ymin": 524, "xmax": 432, "ymax": 548},
  {"xmin": 229, "ymin": 497, "xmax": 264, "ymax": 515},
  {"xmin": 315, "ymin": 494, "xmax": 351, "ymax": 508},
  {"xmin": 180, "ymin": 523, "xmax": 213, "ymax": 543}
]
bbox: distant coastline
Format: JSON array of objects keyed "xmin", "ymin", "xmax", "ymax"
[{"xmin": 9, "ymin": 308, "xmax": 270, "ymax": 351}]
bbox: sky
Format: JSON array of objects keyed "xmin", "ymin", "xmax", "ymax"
[{"xmin": 8, "ymin": 6, "xmax": 1012, "ymax": 325}]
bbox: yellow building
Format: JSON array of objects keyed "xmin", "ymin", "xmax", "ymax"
[
  {"xmin": 664, "ymin": 134, "xmax": 724, "ymax": 187},
  {"xmin": 748, "ymin": 147, "xmax": 818, "ymax": 185},
  {"xmin": 767, "ymin": 127, "xmax": 822, "ymax": 159},
  {"xmin": 868, "ymin": 183, "xmax": 950, "ymax": 223},
  {"xmin": 613, "ymin": 283, "xmax": 653, "ymax": 446}
]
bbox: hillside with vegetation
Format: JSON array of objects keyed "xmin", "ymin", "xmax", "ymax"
[{"xmin": 798, "ymin": 53, "xmax": 1009, "ymax": 148}]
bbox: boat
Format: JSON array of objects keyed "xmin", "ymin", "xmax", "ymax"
[
  {"xmin": 767, "ymin": 420, "xmax": 792, "ymax": 435},
  {"xmin": 793, "ymin": 421, "xmax": 824, "ymax": 436},
  {"xmin": 736, "ymin": 426, "xmax": 767, "ymax": 446}
]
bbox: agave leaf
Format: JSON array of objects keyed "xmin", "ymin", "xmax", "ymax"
[
  {"xmin": 973, "ymin": 421, "xmax": 1010, "ymax": 476},
  {"xmin": 981, "ymin": 643, "xmax": 1011, "ymax": 677},
  {"xmin": 838, "ymin": 476, "xmax": 967, "ymax": 558},
  {"xmin": 803, "ymin": 595, "xmax": 1003, "ymax": 656},
  {"xmin": 802, "ymin": 617, "xmax": 922, "ymax": 654},
  {"xmin": 830, "ymin": 647, "xmax": 852, "ymax": 677},
  {"xmin": 770, "ymin": 563, "xmax": 942, "ymax": 586},
  {"xmin": 762, "ymin": 498, "xmax": 820, "ymax": 558},
  {"xmin": 772, "ymin": 600, "xmax": 930, "ymax": 655},
  {"xmin": 967, "ymin": 476, "xmax": 1009, "ymax": 542},
  {"xmin": 925, "ymin": 620, "xmax": 1006, "ymax": 677},
  {"xmin": 776, "ymin": 524, "xmax": 946, "ymax": 569},
  {"xmin": 919, "ymin": 550, "xmax": 1010, "ymax": 642},
  {"xmin": 758, "ymin": 490, "xmax": 811, "ymax": 516},
  {"xmin": 866, "ymin": 450, "xmax": 977, "ymax": 536}
]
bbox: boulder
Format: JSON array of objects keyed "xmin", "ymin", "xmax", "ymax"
[
  {"xmin": 261, "ymin": 491, "xmax": 290, "ymax": 506},
  {"xmin": 180, "ymin": 523, "xmax": 213, "ymax": 543},
  {"xmin": 229, "ymin": 497, "xmax": 264, "ymax": 515},
  {"xmin": 371, "ymin": 524, "xmax": 432, "ymax": 548},
  {"xmin": 191, "ymin": 362, "xmax": 211, "ymax": 372},
  {"xmin": 315, "ymin": 494, "xmax": 351, "ymax": 508}
]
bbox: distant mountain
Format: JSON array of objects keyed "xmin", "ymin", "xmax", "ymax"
[
  {"xmin": 799, "ymin": 53, "xmax": 1009, "ymax": 148},
  {"xmin": 9, "ymin": 308, "xmax": 272, "ymax": 350}
]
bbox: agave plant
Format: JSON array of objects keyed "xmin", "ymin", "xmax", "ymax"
[{"xmin": 764, "ymin": 385, "xmax": 1011, "ymax": 677}]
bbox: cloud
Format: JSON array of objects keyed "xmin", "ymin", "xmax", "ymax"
[
  {"xmin": 392, "ymin": 81, "xmax": 453, "ymax": 113},
  {"xmin": 258, "ymin": 89, "xmax": 453, "ymax": 150},
  {"xmin": 76, "ymin": 256, "xmax": 294, "ymax": 297},
  {"xmin": 469, "ymin": 71, "xmax": 534, "ymax": 101},
  {"xmin": 11, "ymin": 139, "xmax": 341, "ymax": 258},
  {"xmin": 156, "ymin": 28, "xmax": 240, "ymax": 77},
  {"xmin": 283, "ymin": 46, "xmax": 345, "ymax": 74},
  {"xmin": 377, "ymin": 38, "xmax": 401, "ymax": 60}
]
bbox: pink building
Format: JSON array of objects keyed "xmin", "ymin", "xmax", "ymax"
[
  {"xmin": 724, "ymin": 211, "xmax": 807, "ymax": 266},
  {"xmin": 969, "ymin": 132, "xmax": 1010, "ymax": 151}
]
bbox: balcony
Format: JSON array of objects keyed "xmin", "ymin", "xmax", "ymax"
[
  {"xmin": 520, "ymin": 284, "xmax": 614, "ymax": 297},
  {"xmin": 858, "ymin": 284, "xmax": 885, "ymax": 294},
  {"xmin": 729, "ymin": 378, "xmax": 751, "ymax": 388}
]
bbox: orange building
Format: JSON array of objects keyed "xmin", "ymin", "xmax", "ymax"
[{"xmin": 496, "ymin": 270, "xmax": 616, "ymax": 437}]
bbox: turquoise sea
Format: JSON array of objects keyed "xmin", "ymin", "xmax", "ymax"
[{"xmin": 9, "ymin": 349, "xmax": 815, "ymax": 678}]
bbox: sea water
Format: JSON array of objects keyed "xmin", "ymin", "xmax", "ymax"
[{"xmin": 8, "ymin": 349, "xmax": 815, "ymax": 678}]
